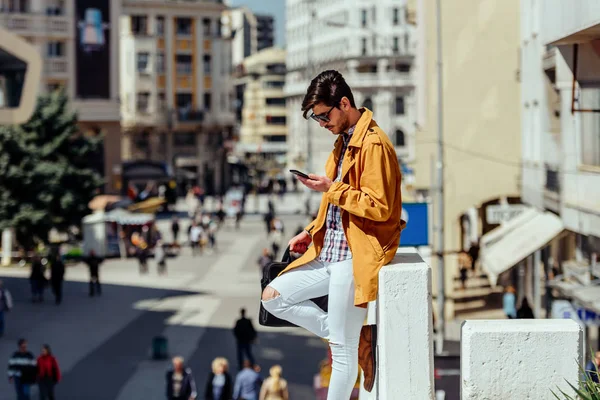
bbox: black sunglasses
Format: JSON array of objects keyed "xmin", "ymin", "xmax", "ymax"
[{"xmin": 309, "ymin": 106, "xmax": 336, "ymax": 123}]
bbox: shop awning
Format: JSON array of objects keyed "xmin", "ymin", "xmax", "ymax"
[{"xmin": 480, "ymin": 208, "xmax": 564, "ymax": 286}]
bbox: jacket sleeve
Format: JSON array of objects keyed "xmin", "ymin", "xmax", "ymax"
[
  {"xmin": 53, "ymin": 358, "xmax": 61, "ymax": 383},
  {"xmin": 189, "ymin": 372, "xmax": 197, "ymax": 399},
  {"xmin": 326, "ymin": 141, "xmax": 398, "ymax": 222}
]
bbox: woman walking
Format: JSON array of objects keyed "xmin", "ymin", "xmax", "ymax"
[
  {"xmin": 37, "ymin": 344, "xmax": 61, "ymax": 400},
  {"xmin": 204, "ymin": 357, "xmax": 233, "ymax": 400},
  {"xmin": 259, "ymin": 365, "xmax": 288, "ymax": 400}
]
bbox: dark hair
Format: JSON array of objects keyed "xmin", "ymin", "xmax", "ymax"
[
  {"xmin": 43, "ymin": 344, "xmax": 51, "ymax": 354},
  {"xmin": 301, "ymin": 70, "xmax": 356, "ymax": 118},
  {"xmin": 18, "ymin": 338, "xmax": 26, "ymax": 347},
  {"xmin": 240, "ymin": 308, "xmax": 246, "ymax": 317}
]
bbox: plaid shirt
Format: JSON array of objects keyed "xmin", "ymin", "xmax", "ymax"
[{"xmin": 319, "ymin": 125, "xmax": 355, "ymax": 263}]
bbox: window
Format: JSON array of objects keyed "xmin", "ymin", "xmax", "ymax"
[
  {"xmin": 174, "ymin": 132, "xmax": 197, "ymax": 146},
  {"xmin": 265, "ymin": 135, "xmax": 286, "ymax": 143},
  {"xmin": 263, "ymin": 81, "xmax": 285, "ymax": 89},
  {"xmin": 46, "ymin": 1, "xmax": 64, "ymax": 15},
  {"xmin": 266, "ymin": 98, "xmax": 286, "ymax": 106},
  {"xmin": 156, "ymin": 16, "xmax": 165, "ymax": 36},
  {"xmin": 204, "ymin": 92, "xmax": 212, "ymax": 111},
  {"xmin": 46, "ymin": 41, "xmax": 64, "ymax": 57},
  {"xmin": 176, "ymin": 18, "xmax": 192, "ymax": 36},
  {"xmin": 396, "ymin": 63, "xmax": 411, "ymax": 73},
  {"xmin": 203, "ymin": 18, "xmax": 212, "ymax": 37},
  {"xmin": 393, "ymin": 37, "xmax": 399, "ymax": 54},
  {"xmin": 393, "ymin": 8, "xmax": 400, "ymax": 25},
  {"xmin": 137, "ymin": 52, "xmax": 150, "ymax": 73},
  {"xmin": 266, "ymin": 115, "xmax": 286, "ymax": 125},
  {"xmin": 176, "ymin": 54, "xmax": 192, "ymax": 74},
  {"xmin": 203, "ymin": 54, "xmax": 211, "ymax": 74},
  {"xmin": 157, "ymin": 92, "xmax": 166, "ymax": 110},
  {"xmin": 131, "ymin": 15, "xmax": 148, "ymax": 35},
  {"xmin": 361, "ymin": 38, "xmax": 367, "ymax": 56},
  {"xmin": 363, "ymin": 97, "xmax": 373, "ymax": 111},
  {"xmin": 395, "ymin": 96, "xmax": 405, "ymax": 115},
  {"xmin": 176, "ymin": 93, "xmax": 192, "ymax": 107},
  {"xmin": 395, "ymin": 129, "xmax": 405, "ymax": 147},
  {"xmin": 361, "ymin": 9, "xmax": 367, "ymax": 27},
  {"xmin": 137, "ymin": 92, "xmax": 150, "ymax": 112},
  {"xmin": 580, "ymin": 87, "xmax": 600, "ymax": 166},
  {"xmin": 266, "ymin": 63, "xmax": 286, "ymax": 74},
  {"xmin": 156, "ymin": 52, "xmax": 165, "ymax": 73}
]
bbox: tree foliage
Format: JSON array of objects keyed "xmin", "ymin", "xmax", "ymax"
[{"xmin": 0, "ymin": 90, "xmax": 103, "ymax": 249}]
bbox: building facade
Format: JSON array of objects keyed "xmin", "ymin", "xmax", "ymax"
[
  {"xmin": 413, "ymin": 0, "xmax": 521, "ymax": 319},
  {"xmin": 285, "ymin": 0, "xmax": 416, "ymax": 176},
  {"xmin": 517, "ymin": 0, "xmax": 600, "ymax": 323},
  {"xmin": 0, "ymin": 0, "xmax": 122, "ymax": 193},
  {"xmin": 120, "ymin": 0, "xmax": 235, "ymax": 195},
  {"xmin": 235, "ymin": 47, "xmax": 287, "ymax": 183}
]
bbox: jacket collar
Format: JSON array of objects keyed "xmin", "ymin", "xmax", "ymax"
[{"xmin": 347, "ymin": 107, "xmax": 373, "ymax": 148}]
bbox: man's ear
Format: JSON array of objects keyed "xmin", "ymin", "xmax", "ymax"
[{"xmin": 340, "ymin": 96, "xmax": 351, "ymax": 111}]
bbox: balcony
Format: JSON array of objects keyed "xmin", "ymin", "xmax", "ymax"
[
  {"xmin": 346, "ymin": 71, "xmax": 412, "ymax": 89},
  {"xmin": 44, "ymin": 58, "xmax": 68, "ymax": 78},
  {"xmin": 0, "ymin": 13, "xmax": 71, "ymax": 38}
]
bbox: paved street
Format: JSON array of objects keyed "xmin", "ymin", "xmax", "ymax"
[{"xmin": 0, "ymin": 213, "xmax": 326, "ymax": 400}]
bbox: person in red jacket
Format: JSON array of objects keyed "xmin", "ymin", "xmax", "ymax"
[{"xmin": 37, "ymin": 344, "xmax": 61, "ymax": 400}]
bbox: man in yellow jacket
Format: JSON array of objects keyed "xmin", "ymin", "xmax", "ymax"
[{"xmin": 261, "ymin": 70, "xmax": 404, "ymax": 398}]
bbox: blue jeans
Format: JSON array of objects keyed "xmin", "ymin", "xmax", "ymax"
[
  {"xmin": 14, "ymin": 377, "xmax": 31, "ymax": 400},
  {"xmin": 0, "ymin": 310, "xmax": 4, "ymax": 336}
]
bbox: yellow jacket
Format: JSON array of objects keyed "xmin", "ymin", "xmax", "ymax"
[{"xmin": 281, "ymin": 109, "xmax": 405, "ymax": 307}]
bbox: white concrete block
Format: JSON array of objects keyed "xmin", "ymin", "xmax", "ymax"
[
  {"xmin": 461, "ymin": 320, "xmax": 583, "ymax": 399},
  {"xmin": 377, "ymin": 254, "xmax": 435, "ymax": 400}
]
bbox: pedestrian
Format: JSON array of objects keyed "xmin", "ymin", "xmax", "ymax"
[
  {"xmin": 166, "ymin": 356, "xmax": 197, "ymax": 400},
  {"xmin": 585, "ymin": 351, "xmax": 600, "ymax": 383},
  {"xmin": 132, "ymin": 232, "xmax": 149, "ymax": 274},
  {"xmin": 50, "ymin": 254, "xmax": 65, "ymax": 305},
  {"xmin": 261, "ymin": 70, "xmax": 403, "ymax": 396},
  {"xmin": 204, "ymin": 357, "xmax": 233, "ymax": 400},
  {"xmin": 190, "ymin": 222, "xmax": 203, "ymax": 257},
  {"xmin": 467, "ymin": 240, "xmax": 480, "ymax": 273},
  {"xmin": 207, "ymin": 217, "xmax": 218, "ymax": 253},
  {"xmin": 233, "ymin": 308, "xmax": 257, "ymax": 371},
  {"xmin": 8, "ymin": 338, "xmax": 37, "ymax": 400},
  {"xmin": 172, "ymin": 217, "xmax": 181, "ymax": 246},
  {"xmin": 233, "ymin": 360, "xmax": 262, "ymax": 400},
  {"xmin": 259, "ymin": 365, "xmax": 289, "ymax": 400},
  {"xmin": 257, "ymin": 249, "xmax": 274, "ymax": 272},
  {"xmin": 263, "ymin": 212, "xmax": 274, "ymax": 237},
  {"xmin": 37, "ymin": 344, "xmax": 61, "ymax": 400},
  {"xmin": 503, "ymin": 285, "xmax": 517, "ymax": 319},
  {"xmin": 0, "ymin": 279, "xmax": 13, "ymax": 337},
  {"xmin": 30, "ymin": 255, "xmax": 46, "ymax": 303},
  {"xmin": 84, "ymin": 250, "xmax": 103, "ymax": 297},
  {"xmin": 458, "ymin": 251, "xmax": 469, "ymax": 290},
  {"xmin": 517, "ymin": 297, "xmax": 535, "ymax": 319},
  {"xmin": 268, "ymin": 227, "xmax": 282, "ymax": 260},
  {"xmin": 156, "ymin": 239, "xmax": 167, "ymax": 275}
]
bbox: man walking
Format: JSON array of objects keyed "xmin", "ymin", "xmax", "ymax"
[
  {"xmin": 261, "ymin": 70, "xmax": 404, "ymax": 397},
  {"xmin": 233, "ymin": 360, "xmax": 262, "ymax": 400},
  {"xmin": 8, "ymin": 338, "xmax": 37, "ymax": 400},
  {"xmin": 0, "ymin": 280, "xmax": 13, "ymax": 337},
  {"xmin": 233, "ymin": 308, "xmax": 257, "ymax": 371},
  {"xmin": 171, "ymin": 217, "xmax": 180, "ymax": 245},
  {"xmin": 84, "ymin": 250, "xmax": 103, "ymax": 297},
  {"xmin": 50, "ymin": 254, "xmax": 65, "ymax": 305},
  {"xmin": 166, "ymin": 356, "xmax": 197, "ymax": 400}
]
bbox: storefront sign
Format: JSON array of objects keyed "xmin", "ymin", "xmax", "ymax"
[{"xmin": 485, "ymin": 204, "xmax": 528, "ymax": 225}]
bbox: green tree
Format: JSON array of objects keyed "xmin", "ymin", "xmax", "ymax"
[{"xmin": 0, "ymin": 90, "xmax": 103, "ymax": 250}]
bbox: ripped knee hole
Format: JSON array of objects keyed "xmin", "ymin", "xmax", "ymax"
[{"xmin": 261, "ymin": 287, "xmax": 281, "ymax": 301}]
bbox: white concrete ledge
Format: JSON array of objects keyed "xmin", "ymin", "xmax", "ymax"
[
  {"xmin": 461, "ymin": 320, "xmax": 583, "ymax": 399},
  {"xmin": 375, "ymin": 248, "xmax": 435, "ymax": 400}
]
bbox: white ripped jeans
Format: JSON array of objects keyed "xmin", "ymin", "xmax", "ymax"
[{"xmin": 261, "ymin": 258, "xmax": 367, "ymax": 400}]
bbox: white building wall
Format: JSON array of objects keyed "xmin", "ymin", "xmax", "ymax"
[{"xmin": 285, "ymin": 0, "xmax": 416, "ymax": 175}]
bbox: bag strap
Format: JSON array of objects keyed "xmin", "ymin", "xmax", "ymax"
[{"xmin": 282, "ymin": 247, "xmax": 296, "ymax": 263}]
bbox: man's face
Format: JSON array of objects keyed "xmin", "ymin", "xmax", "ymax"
[
  {"xmin": 19, "ymin": 342, "xmax": 27, "ymax": 352},
  {"xmin": 173, "ymin": 359, "xmax": 183, "ymax": 372},
  {"xmin": 311, "ymin": 98, "xmax": 351, "ymax": 135}
]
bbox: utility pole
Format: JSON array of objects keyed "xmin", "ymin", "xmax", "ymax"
[
  {"xmin": 306, "ymin": 0, "xmax": 316, "ymax": 174},
  {"xmin": 435, "ymin": 0, "xmax": 446, "ymax": 355}
]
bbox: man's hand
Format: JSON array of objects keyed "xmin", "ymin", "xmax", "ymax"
[
  {"xmin": 297, "ymin": 174, "xmax": 333, "ymax": 193},
  {"xmin": 288, "ymin": 230, "xmax": 312, "ymax": 253}
]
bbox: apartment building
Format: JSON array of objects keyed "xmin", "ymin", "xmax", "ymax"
[
  {"xmin": 285, "ymin": 0, "xmax": 416, "ymax": 176},
  {"xmin": 0, "ymin": 0, "xmax": 122, "ymax": 193},
  {"xmin": 120, "ymin": 0, "xmax": 235, "ymax": 195},
  {"xmin": 235, "ymin": 47, "xmax": 287, "ymax": 178}
]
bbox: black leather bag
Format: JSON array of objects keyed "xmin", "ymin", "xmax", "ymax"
[{"xmin": 259, "ymin": 247, "xmax": 328, "ymax": 327}]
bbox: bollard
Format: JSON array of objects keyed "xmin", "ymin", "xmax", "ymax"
[
  {"xmin": 377, "ymin": 251, "xmax": 435, "ymax": 399},
  {"xmin": 461, "ymin": 320, "xmax": 582, "ymax": 399}
]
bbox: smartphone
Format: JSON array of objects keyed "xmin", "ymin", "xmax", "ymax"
[{"xmin": 289, "ymin": 169, "xmax": 310, "ymax": 179}]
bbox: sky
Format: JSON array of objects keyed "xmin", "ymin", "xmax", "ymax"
[{"xmin": 227, "ymin": 0, "xmax": 286, "ymax": 47}]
